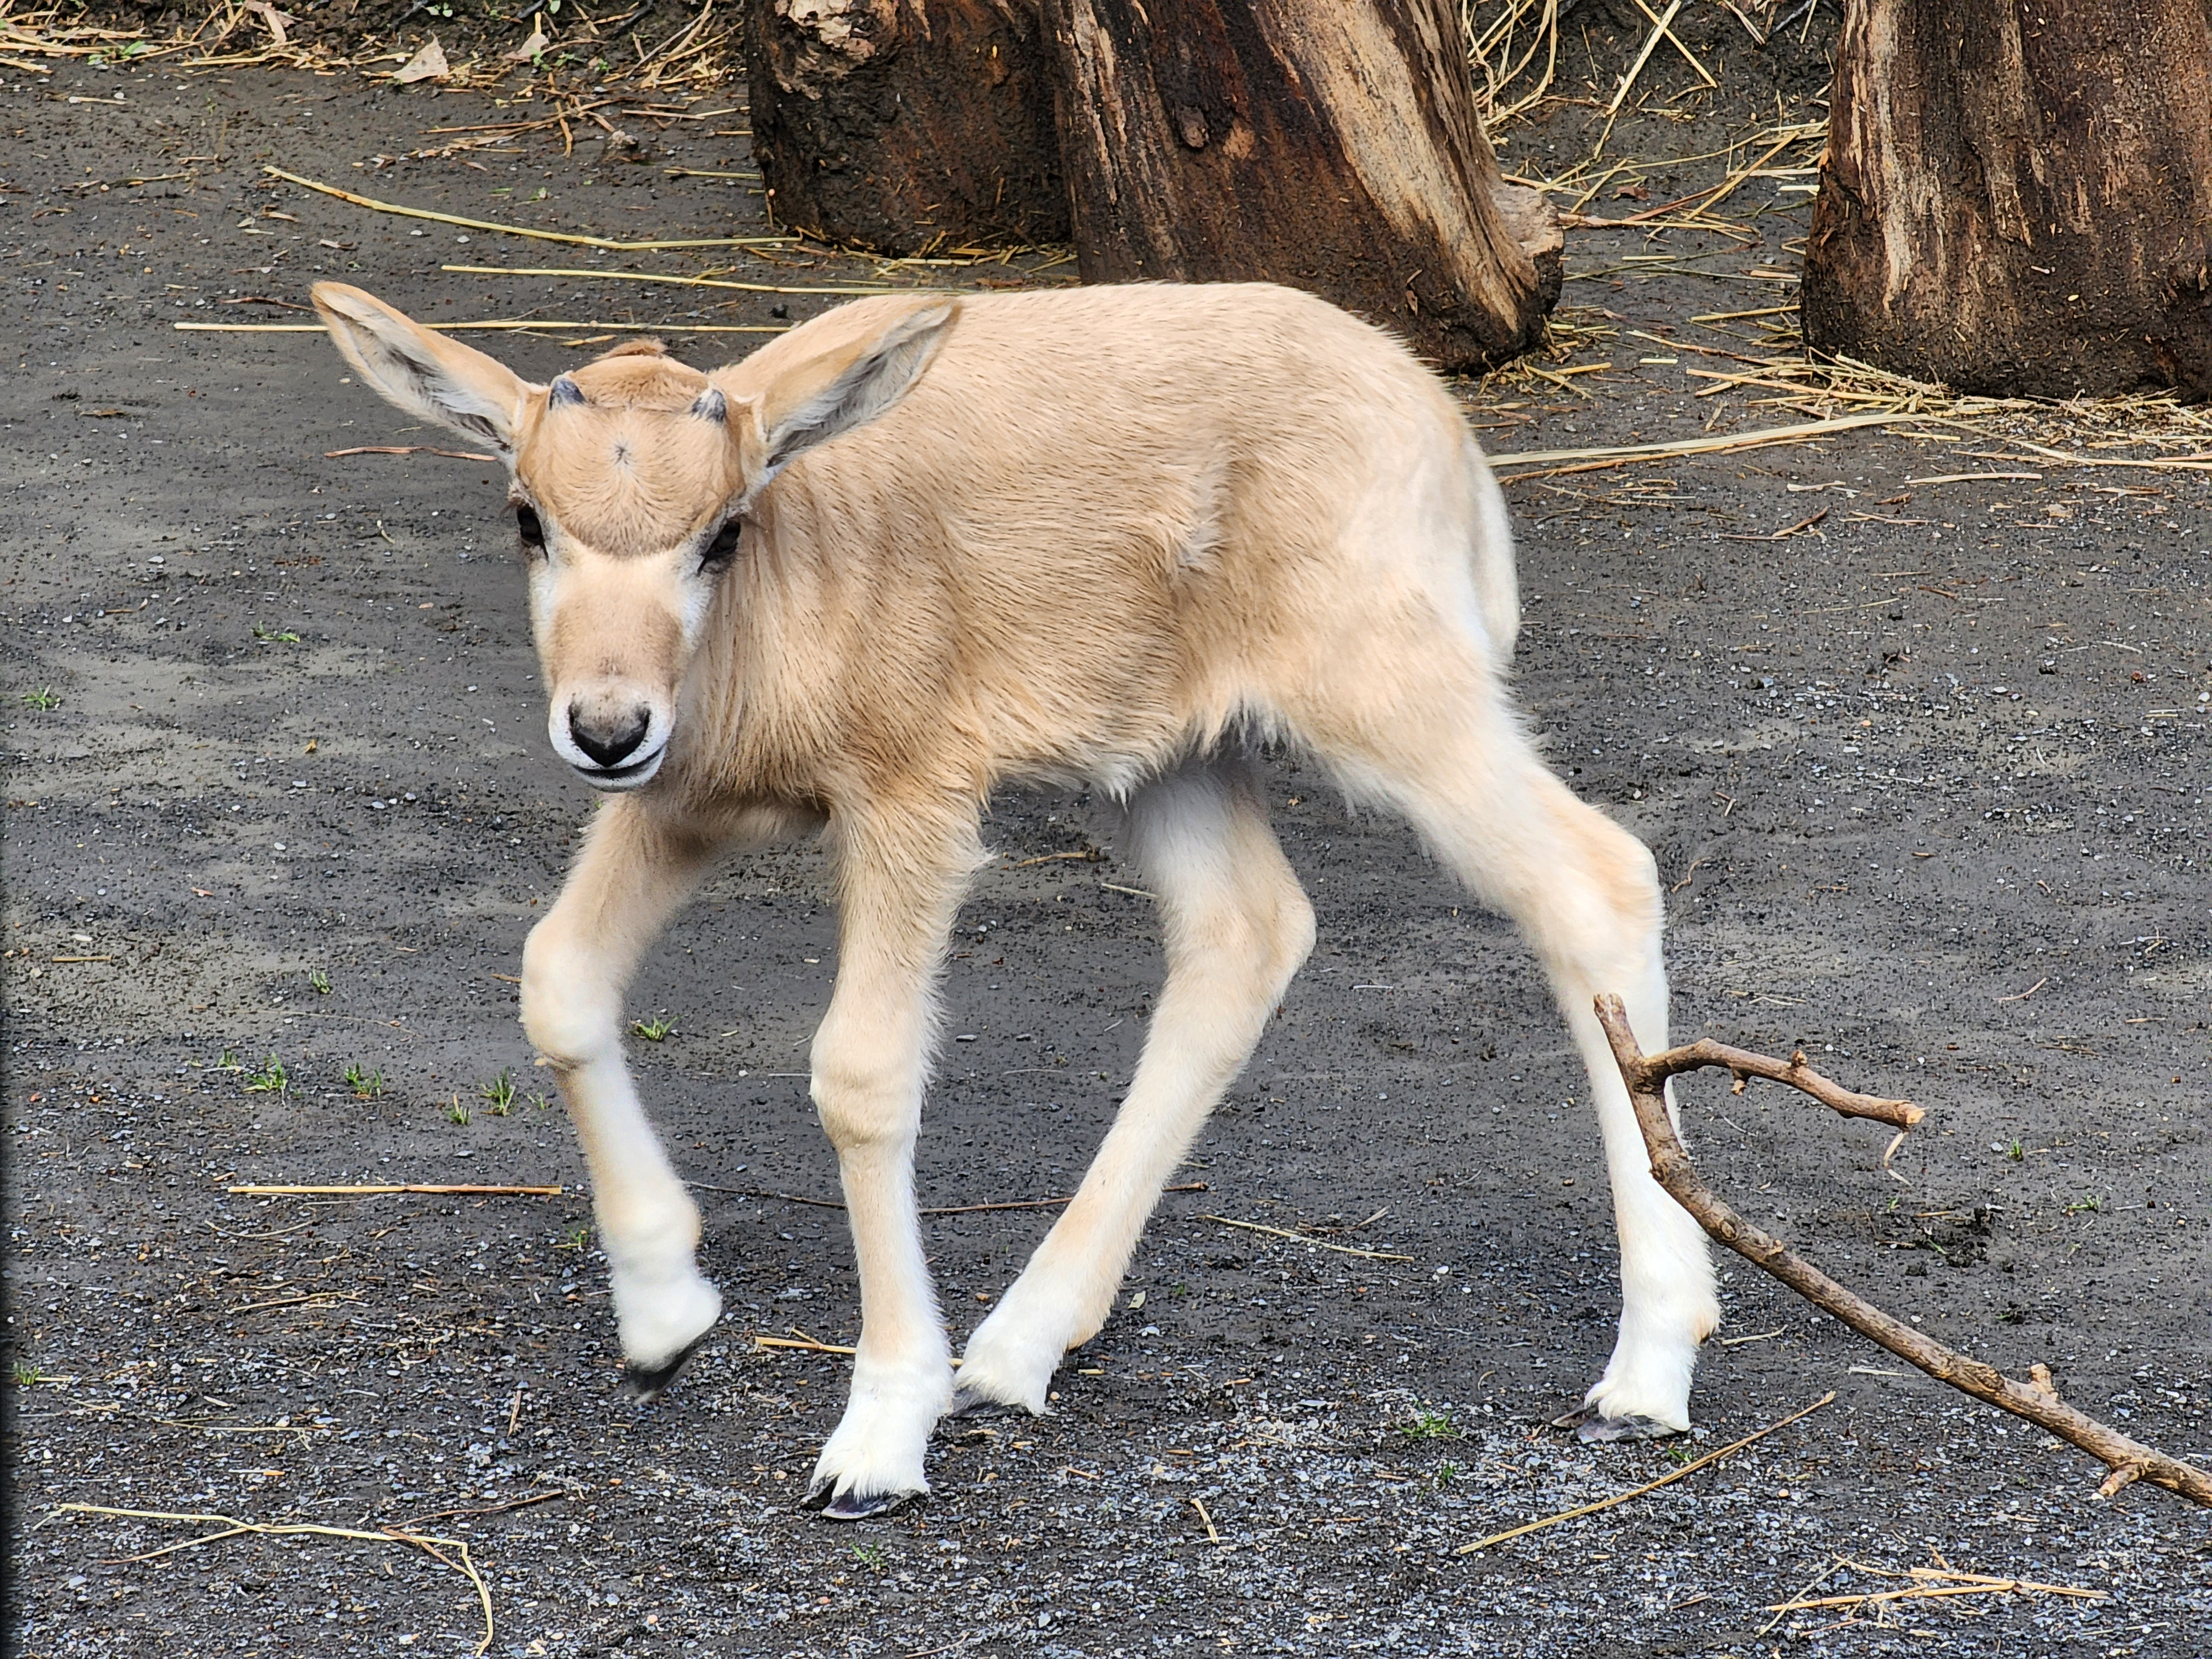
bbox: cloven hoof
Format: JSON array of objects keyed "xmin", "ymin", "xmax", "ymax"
[
  {"xmin": 1550, "ymin": 1404, "xmax": 1685, "ymax": 1444},
  {"xmin": 623, "ymin": 1334, "xmax": 709, "ymax": 1401},
  {"xmin": 802, "ymin": 1483, "xmax": 922, "ymax": 1522},
  {"xmin": 941, "ymin": 1386, "xmax": 1030, "ymax": 1423}
]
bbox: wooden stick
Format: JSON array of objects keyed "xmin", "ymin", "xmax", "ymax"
[
  {"xmin": 261, "ymin": 166, "xmax": 789, "ymax": 252},
  {"xmin": 55, "ymin": 1504, "xmax": 495, "ymax": 1653},
  {"xmin": 695, "ymin": 1181, "xmax": 1207, "ymax": 1214},
  {"xmin": 1457, "ymin": 1392, "xmax": 1834, "ymax": 1554},
  {"xmin": 1593, "ymin": 995, "xmax": 2212, "ymax": 1507},
  {"xmin": 225, "ymin": 1183, "xmax": 562, "ymax": 1197}
]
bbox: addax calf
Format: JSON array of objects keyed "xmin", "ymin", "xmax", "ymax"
[{"xmin": 311, "ymin": 279, "xmax": 1719, "ymax": 1517}]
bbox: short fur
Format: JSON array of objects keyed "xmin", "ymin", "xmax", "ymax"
[{"xmin": 311, "ymin": 279, "xmax": 1719, "ymax": 1516}]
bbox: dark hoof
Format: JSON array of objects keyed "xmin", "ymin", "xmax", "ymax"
[
  {"xmin": 624, "ymin": 1334, "xmax": 708, "ymax": 1401},
  {"xmin": 1553, "ymin": 1405, "xmax": 1682, "ymax": 1444},
  {"xmin": 943, "ymin": 1386, "xmax": 1027, "ymax": 1422},
  {"xmin": 802, "ymin": 1482, "xmax": 919, "ymax": 1522}
]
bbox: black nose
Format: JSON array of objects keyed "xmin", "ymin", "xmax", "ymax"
[{"xmin": 569, "ymin": 704, "xmax": 650, "ymax": 769}]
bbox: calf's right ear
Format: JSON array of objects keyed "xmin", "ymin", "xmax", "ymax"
[{"xmin": 312, "ymin": 282, "xmax": 534, "ymax": 456}]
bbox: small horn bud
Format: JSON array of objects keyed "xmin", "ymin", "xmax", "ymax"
[
  {"xmin": 690, "ymin": 387, "xmax": 728, "ymax": 424},
  {"xmin": 549, "ymin": 374, "xmax": 586, "ymax": 406}
]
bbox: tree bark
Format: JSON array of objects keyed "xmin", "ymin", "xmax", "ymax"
[
  {"xmin": 743, "ymin": 0, "xmax": 1067, "ymax": 254},
  {"xmin": 1040, "ymin": 0, "xmax": 1562, "ymax": 373},
  {"xmin": 1803, "ymin": 1, "xmax": 2212, "ymax": 399}
]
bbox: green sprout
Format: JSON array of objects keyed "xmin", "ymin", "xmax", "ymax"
[
  {"xmin": 446, "ymin": 1098, "xmax": 471, "ymax": 1127},
  {"xmin": 556, "ymin": 1223, "xmax": 591, "ymax": 1250},
  {"xmin": 19, "ymin": 687, "xmax": 61, "ymax": 711},
  {"xmin": 12, "ymin": 1361, "xmax": 43, "ymax": 1386},
  {"xmin": 1400, "ymin": 1409, "xmax": 1455, "ymax": 1441},
  {"xmin": 344, "ymin": 1063, "xmax": 384, "ymax": 1100},
  {"xmin": 242, "ymin": 1054, "xmax": 288, "ymax": 1093},
  {"xmin": 630, "ymin": 1014, "xmax": 676, "ymax": 1042},
  {"xmin": 481, "ymin": 1068, "xmax": 518, "ymax": 1116},
  {"xmin": 251, "ymin": 624, "xmax": 301, "ymax": 644},
  {"xmin": 309, "ymin": 968, "xmax": 332, "ymax": 995}
]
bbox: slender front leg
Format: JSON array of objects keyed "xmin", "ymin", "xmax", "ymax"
[
  {"xmin": 521, "ymin": 797, "xmax": 731, "ymax": 1390},
  {"xmin": 956, "ymin": 760, "xmax": 1315, "ymax": 1413},
  {"xmin": 804, "ymin": 804, "xmax": 980, "ymax": 1519}
]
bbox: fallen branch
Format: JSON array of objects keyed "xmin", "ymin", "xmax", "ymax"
[
  {"xmin": 1457, "ymin": 1392, "xmax": 1834, "ymax": 1554},
  {"xmin": 53, "ymin": 1503, "xmax": 494, "ymax": 1653},
  {"xmin": 1594, "ymin": 995, "xmax": 2212, "ymax": 1507},
  {"xmin": 226, "ymin": 1183, "xmax": 562, "ymax": 1197}
]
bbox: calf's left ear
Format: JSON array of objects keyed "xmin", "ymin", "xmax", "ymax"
[{"xmin": 312, "ymin": 281, "xmax": 534, "ymax": 455}]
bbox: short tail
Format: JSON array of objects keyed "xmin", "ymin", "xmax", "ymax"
[{"xmin": 1466, "ymin": 437, "xmax": 1521, "ymax": 660}]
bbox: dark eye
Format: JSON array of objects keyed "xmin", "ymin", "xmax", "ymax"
[
  {"xmin": 700, "ymin": 519, "xmax": 742, "ymax": 571},
  {"xmin": 515, "ymin": 504, "xmax": 545, "ymax": 554}
]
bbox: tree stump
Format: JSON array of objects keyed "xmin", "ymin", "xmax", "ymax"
[
  {"xmin": 1803, "ymin": 1, "xmax": 2212, "ymax": 399},
  {"xmin": 1040, "ymin": 0, "xmax": 1562, "ymax": 373},
  {"xmin": 743, "ymin": 0, "xmax": 1067, "ymax": 254}
]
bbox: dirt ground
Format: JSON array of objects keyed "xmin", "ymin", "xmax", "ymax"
[{"xmin": 4, "ymin": 22, "xmax": 2209, "ymax": 1659}]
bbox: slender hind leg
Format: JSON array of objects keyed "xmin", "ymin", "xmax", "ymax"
[
  {"xmin": 954, "ymin": 758, "xmax": 1315, "ymax": 1413},
  {"xmin": 1342, "ymin": 709, "xmax": 1719, "ymax": 1439}
]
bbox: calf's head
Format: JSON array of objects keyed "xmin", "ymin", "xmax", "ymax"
[{"xmin": 311, "ymin": 284, "xmax": 957, "ymax": 790}]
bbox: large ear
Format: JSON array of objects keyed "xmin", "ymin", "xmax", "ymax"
[
  {"xmin": 748, "ymin": 296, "xmax": 959, "ymax": 478},
  {"xmin": 311, "ymin": 282, "xmax": 533, "ymax": 456}
]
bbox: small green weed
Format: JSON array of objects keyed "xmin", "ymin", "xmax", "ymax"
[
  {"xmin": 1663, "ymin": 1442, "xmax": 1697, "ymax": 1467},
  {"xmin": 481, "ymin": 1069, "xmax": 518, "ymax": 1116},
  {"xmin": 251, "ymin": 624, "xmax": 302, "ymax": 644},
  {"xmin": 211, "ymin": 1047, "xmax": 244, "ymax": 1073},
  {"xmin": 556, "ymin": 1223, "xmax": 591, "ymax": 1250},
  {"xmin": 19, "ymin": 687, "xmax": 61, "ymax": 711},
  {"xmin": 851, "ymin": 1542, "xmax": 888, "ymax": 1570},
  {"xmin": 1432, "ymin": 1461, "xmax": 1459, "ymax": 1488},
  {"xmin": 309, "ymin": 968, "xmax": 332, "ymax": 996},
  {"xmin": 1401, "ymin": 1410, "xmax": 1455, "ymax": 1440},
  {"xmin": 630, "ymin": 1014, "xmax": 676, "ymax": 1042},
  {"xmin": 242, "ymin": 1054, "xmax": 288, "ymax": 1093},
  {"xmin": 344, "ymin": 1063, "xmax": 384, "ymax": 1100},
  {"xmin": 533, "ymin": 1091, "xmax": 556, "ymax": 1112},
  {"xmin": 2064, "ymin": 1193, "xmax": 2103, "ymax": 1215},
  {"xmin": 446, "ymin": 1098, "xmax": 471, "ymax": 1127},
  {"xmin": 11, "ymin": 1360, "xmax": 41, "ymax": 1386},
  {"xmin": 2007, "ymin": 1138, "xmax": 2025, "ymax": 1162}
]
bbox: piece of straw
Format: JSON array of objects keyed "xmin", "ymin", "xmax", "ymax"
[
  {"xmin": 1457, "ymin": 1392, "xmax": 1834, "ymax": 1554},
  {"xmin": 443, "ymin": 262, "xmax": 893, "ymax": 297},
  {"xmin": 53, "ymin": 1503, "xmax": 494, "ymax": 1653},
  {"xmin": 261, "ymin": 166, "xmax": 791, "ymax": 252},
  {"xmin": 174, "ymin": 320, "xmax": 786, "ymax": 335},
  {"xmin": 1488, "ymin": 412, "xmax": 1931, "ymax": 474},
  {"xmin": 225, "ymin": 1183, "xmax": 562, "ymax": 1197}
]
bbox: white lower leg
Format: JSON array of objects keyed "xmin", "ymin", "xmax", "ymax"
[
  {"xmin": 1567, "ymin": 963, "xmax": 1718, "ymax": 1430},
  {"xmin": 557, "ymin": 1052, "xmax": 722, "ymax": 1374}
]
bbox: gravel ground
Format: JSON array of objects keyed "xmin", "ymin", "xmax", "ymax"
[{"xmin": 4, "ymin": 25, "xmax": 2209, "ymax": 1659}]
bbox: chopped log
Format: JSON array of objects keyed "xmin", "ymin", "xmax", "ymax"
[
  {"xmin": 743, "ymin": 0, "xmax": 1067, "ymax": 254},
  {"xmin": 1040, "ymin": 0, "xmax": 1562, "ymax": 372},
  {"xmin": 1803, "ymin": 1, "xmax": 2212, "ymax": 399}
]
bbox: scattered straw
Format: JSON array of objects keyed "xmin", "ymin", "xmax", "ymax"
[
  {"xmin": 1488, "ymin": 413, "xmax": 1931, "ymax": 477},
  {"xmin": 51, "ymin": 1503, "xmax": 494, "ymax": 1655}
]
